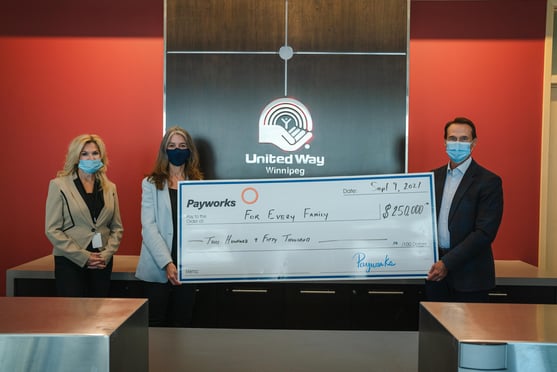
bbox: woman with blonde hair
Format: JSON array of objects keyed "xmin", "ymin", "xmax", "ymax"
[
  {"xmin": 45, "ymin": 134, "xmax": 123, "ymax": 297},
  {"xmin": 136, "ymin": 126, "xmax": 203, "ymax": 327}
]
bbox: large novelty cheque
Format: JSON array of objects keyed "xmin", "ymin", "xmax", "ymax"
[{"xmin": 177, "ymin": 173, "xmax": 438, "ymax": 282}]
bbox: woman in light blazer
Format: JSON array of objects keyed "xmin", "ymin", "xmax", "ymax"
[
  {"xmin": 135, "ymin": 126, "xmax": 203, "ymax": 327},
  {"xmin": 45, "ymin": 134, "xmax": 123, "ymax": 297}
]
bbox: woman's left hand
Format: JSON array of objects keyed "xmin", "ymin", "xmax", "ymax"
[{"xmin": 165, "ymin": 263, "xmax": 181, "ymax": 286}]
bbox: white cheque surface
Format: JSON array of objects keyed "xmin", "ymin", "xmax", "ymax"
[{"xmin": 177, "ymin": 173, "xmax": 438, "ymax": 282}]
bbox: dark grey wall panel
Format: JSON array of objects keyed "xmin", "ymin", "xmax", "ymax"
[{"xmin": 165, "ymin": 0, "xmax": 408, "ymax": 179}]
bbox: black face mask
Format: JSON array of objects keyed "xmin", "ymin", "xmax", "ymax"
[{"xmin": 166, "ymin": 148, "xmax": 191, "ymax": 166}]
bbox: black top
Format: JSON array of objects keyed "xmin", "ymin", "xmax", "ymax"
[
  {"xmin": 74, "ymin": 177, "xmax": 105, "ymax": 252},
  {"xmin": 169, "ymin": 187, "xmax": 178, "ymax": 264},
  {"xmin": 74, "ymin": 177, "xmax": 104, "ymax": 224}
]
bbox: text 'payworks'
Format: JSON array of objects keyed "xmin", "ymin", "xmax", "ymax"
[{"xmin": 186, "ymin": 198, "xmax": 237, "ymax": 210}]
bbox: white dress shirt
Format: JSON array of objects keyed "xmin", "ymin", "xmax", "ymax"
[{"xmin": 437, "ymin": 157, "xmax": 472, "ymax": 249}]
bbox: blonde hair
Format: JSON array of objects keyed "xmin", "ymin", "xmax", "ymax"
[
  {"xmin": 148, "ymin": 126, "xmax": 203, "ymax": 189},
  {"xmin": 58, "ymin": 134, "xmax": 110, "ymax": 189}
]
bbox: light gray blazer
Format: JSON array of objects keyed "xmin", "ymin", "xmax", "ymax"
[
  {"xmin": 45, "ymin": 173, "xmax": 123, "ymax": 268},
  {"xmin": 135, "ymin": 177, "xmax": 174, "ymax": 283}
]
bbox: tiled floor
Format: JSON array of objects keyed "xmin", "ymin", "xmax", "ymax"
[{"xmin": 149, "ymin": 328, "xmax": 419, "ymax": 371}]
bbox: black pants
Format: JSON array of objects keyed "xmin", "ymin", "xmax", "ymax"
[
  {"xmin": 143, "ymin": 281, "xmax": 196, "ymax": 327},
  {"xmin": 425, "ymin": 279, "xmax": 490, "ymax": 302},
  {"xmin": 54, "ymin": 255, "xmax": 113, "ymax": 297}
]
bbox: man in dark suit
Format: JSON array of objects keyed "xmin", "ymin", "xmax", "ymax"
[{"xmin": 426, "ymin": 117, "xmax": 504, "ymax": 302}]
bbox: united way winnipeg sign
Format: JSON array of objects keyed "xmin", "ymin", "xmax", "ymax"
[
  {"xmin": 177, "ymin": 173, "xmax": 437, "ymax": 283},
  {"xmin": 165, "ymin": 0, "xmax": 408, "ymax": 179}
]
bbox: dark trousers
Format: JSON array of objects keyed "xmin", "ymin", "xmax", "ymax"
[
  {"xmin": 54, "ymin": 255, "xmax": 113, "ymax": 297},
  {"xmin": 425, "ymin": 279, "xmax": 490, "ymax": 302},
  {"xmin": 143, "ymin": 281, "xmax": 196, "ymax": 327}
]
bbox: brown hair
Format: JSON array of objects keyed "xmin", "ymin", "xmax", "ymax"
[{"xmin": 444, "ymin": 117, "xmax": 477, "ymax": 139}]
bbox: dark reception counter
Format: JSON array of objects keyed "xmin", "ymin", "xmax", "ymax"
[
  {"xmin": 6, "ymin": 255, "xmax": 557, "ymax": 331},
  {"xmin": 8, "ymin": 255, "xmax": 557, "ymax": 294}
]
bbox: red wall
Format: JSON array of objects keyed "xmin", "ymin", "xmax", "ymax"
[
  {"xmin": 408, "ymin": 0, "xmax": 546, "ymax": 266},
  {"xmin": 0, "ymin": 0, "xmax": 546, "ymax": 295},
  {"xmin": 0, "ymin": 1, "xmax": 164, "ymax": 296}
]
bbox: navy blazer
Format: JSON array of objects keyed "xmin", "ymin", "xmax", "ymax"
[{"xmin": 433, "ymin": 159, "xmax": 503, "ymax": 292}]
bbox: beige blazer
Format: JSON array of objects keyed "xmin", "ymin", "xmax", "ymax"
[{"xmin": 45, "ymin": 173, "xmax": 124, "ymax": 267}]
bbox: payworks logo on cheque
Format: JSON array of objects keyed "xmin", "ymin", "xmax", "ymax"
[{"xmin": 186, "ymin": 198, "xmax": 236, "ymax": 210}]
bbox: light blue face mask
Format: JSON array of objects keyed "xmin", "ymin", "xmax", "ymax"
[
  {"xmin": 78, "ymin": 159, "xmax": 103, "ymax": 174},
  {"xmin": 446, "ymin": 141, "xmax": 471, "ymax": 164}
]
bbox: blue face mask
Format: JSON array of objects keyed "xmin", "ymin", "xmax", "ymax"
[
  {"xmin": 78, "ymin": 159, "xmax": 103, "ymax": 174},
  {"xmin": 446, "ymin": 141, "xmax": 471, "ymax": 164},
  {"xmin": 167, "ymin": 148, "xmax": 191, "ymax": 166}
]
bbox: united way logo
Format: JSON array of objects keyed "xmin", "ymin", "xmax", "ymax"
[{"xmin": 258, "ymin": 97, "xmax": 313, "ymax": 152}]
